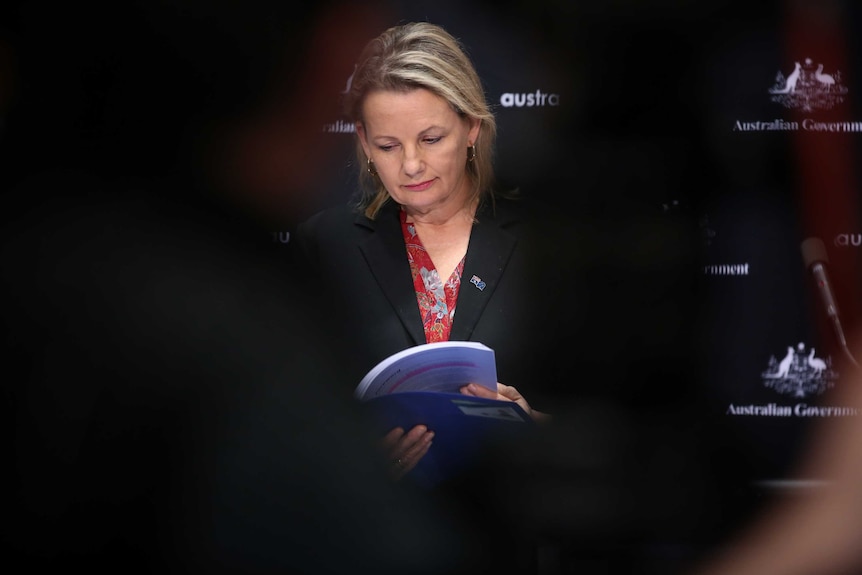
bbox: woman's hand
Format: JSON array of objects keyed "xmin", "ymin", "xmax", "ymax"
[
  {"xmin": 459, "ymin": 382, "xmax": 551, "ymax": 423},
  {"xmin": 380, "ymin": 424, "xmax": 434, "ymax": 481}
]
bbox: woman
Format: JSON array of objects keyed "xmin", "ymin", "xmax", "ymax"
[
  {"xmin": 294, "ymin": 21, "xmax": 563, "ymax": 481},
  {"xmin": 293, "ymin": 20, "xmax": 733, "ymax": 574}
]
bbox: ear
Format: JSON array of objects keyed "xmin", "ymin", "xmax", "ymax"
[{"xmin": 356, "ymin": 122, "xmax": 372, "ymax": 158}]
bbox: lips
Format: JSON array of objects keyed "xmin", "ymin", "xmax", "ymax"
[{"xmin": 403, "ymin": 179, "xmax": 435, "ymax": 192}]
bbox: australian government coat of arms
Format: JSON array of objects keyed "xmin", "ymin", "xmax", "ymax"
[
  {"xmin": 768, "ymin": 57, "xmax": 848, "ymax": 112},
  {"xmin": 761, "ymin": 342, "xmax": 838, "ymax": 398}
]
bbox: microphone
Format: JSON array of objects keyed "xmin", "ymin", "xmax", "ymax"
[{"xmin": 800, "ymin": 237, "xmax": 859, "ymax": 368}]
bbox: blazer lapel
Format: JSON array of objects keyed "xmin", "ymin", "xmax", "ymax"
[
  {"xmin": 450, "ymin": 201, "xmax": 519, "ymax": 341},
  {"xmin": 356, "ymin": 204, "xmax": 427, "ymax": 346}
]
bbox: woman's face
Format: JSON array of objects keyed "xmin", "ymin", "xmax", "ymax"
[{"xmin": 357, "ymin": 88, "xmax": 481, "ymax": 217}]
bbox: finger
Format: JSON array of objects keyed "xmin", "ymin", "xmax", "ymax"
[
  {"xmin": 460, "ymin": 382, "xmax": 499, "ymax": 399},
  {"xmin": 402, "ymin": 429, "xmax": 433, "ymax": 460},
  {"xmin": 402, "ymin": 438, "xmax": 433, "ymax": 473},
  {"xmin": 394, "ymin": 430, "xmax": 434, "ymax": 476},
  {"xmin": 387, "ymin": 424, "xmax": 427, "ymax": 461},
  {"xmin": 386, "ymin": 426, "xmax": 423, "ymax": 480},
  {"xmin": 393, "ymin": 428, "xmax": 432, "ymax": 462},
  {"xmin": 396, "ymin": 424, "xmax": 428, "ymax": 452},
  {"xmin": 496, "ymin": 383, "xmax": 524, "ymax": 402},
  {"xmin": 380, "ymin": 427, "xmax": 405, "ymax": 451},
  {"xmin": 389, "ymin": 456, "xmax": 409, "ymax": 480}
]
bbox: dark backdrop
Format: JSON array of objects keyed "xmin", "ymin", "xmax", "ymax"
[{"xmin": 3, "ymin": 0, "xmax": 862, "ymax": 572}]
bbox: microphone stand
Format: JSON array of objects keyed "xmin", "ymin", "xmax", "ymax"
[{"xmin": 801, "ymin": 238, "xmax": 860, "ymax": 371}]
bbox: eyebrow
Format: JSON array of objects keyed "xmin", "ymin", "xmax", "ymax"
[{"xmin": 371, "ymin": 125, "xmax": 447, "ymax": 141}]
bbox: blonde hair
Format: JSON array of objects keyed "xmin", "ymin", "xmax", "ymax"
[{"xmin": 343, "ymin": 21, "xmax": 497, "ymax": 219}]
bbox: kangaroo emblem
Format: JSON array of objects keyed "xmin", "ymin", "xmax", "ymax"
[
  {"xmin": 773, "ymin": 346, "xmax": 795, "ymax": 378},
  {"xmin": 770, "ymin": 62, "xmax": 801, "ymax": 94}
]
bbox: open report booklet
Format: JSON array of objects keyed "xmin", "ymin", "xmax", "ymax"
[{"xmin": 354, "ymin": 341, "xmax": 536, "ymax": 487}]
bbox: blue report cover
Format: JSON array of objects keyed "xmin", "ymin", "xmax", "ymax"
[{"xmin": 355, "ymin": 342, "xmax": 536, "ymax": 487}]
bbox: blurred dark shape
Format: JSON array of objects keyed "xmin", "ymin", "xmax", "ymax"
[
  {"xmin": 691, "ymin": 333, "xmax": 862, "ymax": 575},
  {"xmin": 0, "ymin": 1, "xmax": 809, "ymax": 573},
  {"xmin": 0, "ymin": 1, "xmax": 490, "ymax": 572}
]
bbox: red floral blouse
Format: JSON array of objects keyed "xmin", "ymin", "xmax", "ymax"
[{"xmin": 400, "ymin": 209, "xmax": 465, "ymax": 343}]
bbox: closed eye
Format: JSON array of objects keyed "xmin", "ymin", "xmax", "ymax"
[{"xmin": 376, "ymin": 136, "xmax": 442, "ymax": 152}]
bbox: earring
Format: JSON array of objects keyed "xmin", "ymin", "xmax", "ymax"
[
  {"xmin": 467, "ymin": 144, "xmax": 476, "ymax": 163},
  {"xmin": 366, "ymin": 157, "xmax": 378, "ymax": 177}
]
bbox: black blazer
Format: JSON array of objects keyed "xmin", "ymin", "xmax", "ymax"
[
  {"xmin": 293, "ymin": 193, "xmax": 748, "ymax": 555},
  {"xmin": 292, "ymin": 194, "xmax": 607, "ymax": 409}
]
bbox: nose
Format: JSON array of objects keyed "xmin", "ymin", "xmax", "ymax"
[{"xmin": 401, "ymin": 145, "xmax": 424, "ymax": 178}]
